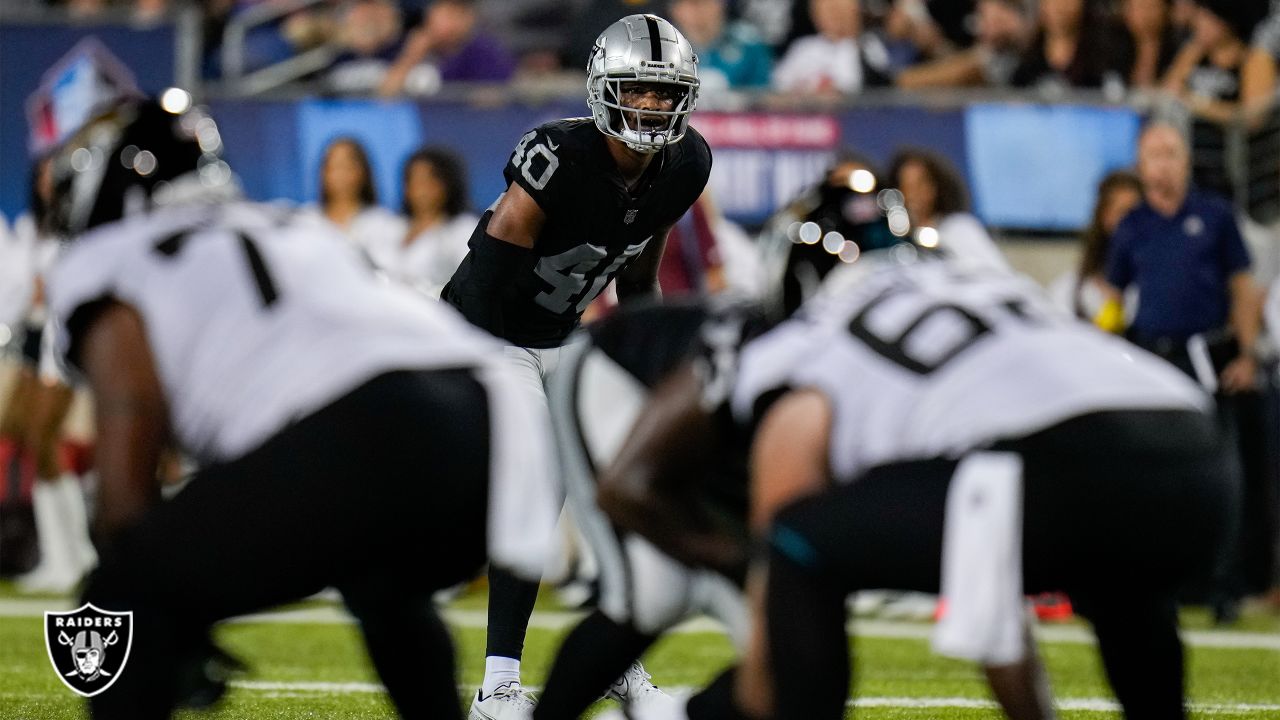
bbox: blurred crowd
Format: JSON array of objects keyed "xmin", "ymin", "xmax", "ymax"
[{"xmin": 16, "ymin": 0, "xmax": 1280, "ymax": 102}]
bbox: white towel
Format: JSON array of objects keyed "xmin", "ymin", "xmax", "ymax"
[
  {"xmin": 479, "ymin": 361, "xmax": 563, "ymax": 581},
  {"xmin": 932, "ymin": 451, "xmax": 1026, "ymax": 665}
]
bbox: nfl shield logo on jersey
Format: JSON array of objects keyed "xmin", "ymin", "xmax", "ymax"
[
  {"xmin": 624, "ymin": 209, "xmax": 639, "ymax": 224},
  {"xmin": 45, "ymin": 604, "xmax": 133, "ymax": 697}
]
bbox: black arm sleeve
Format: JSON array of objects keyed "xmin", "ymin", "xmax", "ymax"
[{"xmin": 442, "ymin": 223, "xmax": 537, "ymax": 339}]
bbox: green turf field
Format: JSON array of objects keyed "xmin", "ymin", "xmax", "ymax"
[{"xmin": 1, "ymin": 583, "xmax": 1277, "ymax": 719}]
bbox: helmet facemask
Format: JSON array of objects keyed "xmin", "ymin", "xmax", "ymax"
[{"xmin": 590, "ymin": 75, "xmax": 697, "ymax": 154}]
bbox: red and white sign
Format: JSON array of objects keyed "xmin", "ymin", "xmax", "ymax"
[{"xmin": 692, "ymin": 113, "xmax": 840, "ymax": 150}]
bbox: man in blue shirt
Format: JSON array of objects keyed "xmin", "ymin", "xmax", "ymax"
[
  {"xmin": 1106, "ymin": 122, "xmax": 1260, "ymax": 392},
  {"xmin": 1105, "ymin": 122, "xmax": 1262, "ymax": 624}
]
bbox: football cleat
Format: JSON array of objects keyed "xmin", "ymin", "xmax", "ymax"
[
  {"xmin": 468, "ymin": 681, "xmax": 536, "ymax": 720},
  {"xmin": 605, "ymin": 661, "xmax": 668, "ymax": 707}
]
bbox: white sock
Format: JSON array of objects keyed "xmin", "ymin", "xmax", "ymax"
[
  {"xmin": 482, "ymin": 656, "xmax": 521, "ymax": 696},
  {"xmin": 55, "ymin": 473, "xmax": 96, "ymax": 570}
]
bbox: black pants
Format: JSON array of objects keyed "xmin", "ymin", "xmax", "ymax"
[
  {"xmin": 765, "ymin": 409, "xmax": 1235, "ymax": 720},
  {"xmin": 82, "ymin": 369, "xmax": 491, "ymax": 720},
  {"xmin": 1129, "ymin": 332, "xmax": 1277, "ymax": 600}
]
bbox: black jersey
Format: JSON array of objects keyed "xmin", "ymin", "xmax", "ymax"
[{"xmin": 444, "ymin": 118, "xmax": 712, "ymax": 348}]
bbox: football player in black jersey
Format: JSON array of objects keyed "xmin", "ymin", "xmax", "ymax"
[{"xmin": 441, "ymin": 13, "xmax": 712, "ymax": 720}]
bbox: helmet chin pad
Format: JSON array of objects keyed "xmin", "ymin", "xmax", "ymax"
[{"xmin": 619, "ymin": 129, "xmax": 667, "ymax": 154}]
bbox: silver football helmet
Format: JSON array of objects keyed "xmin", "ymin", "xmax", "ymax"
[{"xmin": 587, "ymin": 14, "xmax": 699, "ymax": 154}]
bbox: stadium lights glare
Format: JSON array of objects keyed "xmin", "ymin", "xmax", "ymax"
[
  {"xmin": 822, "ymin": 230, "xmax": 845, "ymax": 255},
  {"xmin": 160, "ymin": 87, "xmax": 192, "ymax": 114},
  {"xmin": 838, "ymin": 240, "xmax": 860, "ymax": 264},
  {"xmin": 917, "ymin": 226, "xmax": 940, "ymax": 248},
  {"xmin": 848, "ymin": 169, "xmax": 876, "ymax": 193}
]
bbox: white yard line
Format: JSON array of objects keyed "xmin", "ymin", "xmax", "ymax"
[
  {"xmin": 225, "ymin": 682, "xmax": 1280, "ymax": 714},
  {"xmin": 5, "ymin": 678, "xmax": 1278, "ymax": 713},
  {"xmin": 4, "ymin": 598, "xmax": 1279, "ymax": 651}
]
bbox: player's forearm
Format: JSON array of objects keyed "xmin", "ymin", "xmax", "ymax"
[
  {"xmin": 91, "ymin": 398, "xmax": 166, "ymax": 543},
  {"xmin": 598, "ymin": 481, "xmax": 745, "ymax": 576},
  {"xmin": 615, "ymin": 277, "xmax": 661, "ymax": 304},
  {"xmin": 77, "ymin": 302, "xmax": 168, "ymax": 545}
]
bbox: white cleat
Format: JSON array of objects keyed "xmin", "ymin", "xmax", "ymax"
[
  {"xmin": 606, "ymin": 662, "xmax": 669, "ymax": 708},
  {"xmin": 596, "ymin": 688, "xmax": 689, "ymax": 720},
  {"xmin": 468, "ymin": 681, "xmax": 536, "ymax": 720}
]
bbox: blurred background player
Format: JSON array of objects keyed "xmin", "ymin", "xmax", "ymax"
[
  {"xmin": 0, "ymin": 157, "xmax": 94, "ymax": 595},
  {"xmin": 440, "ymin": 13, "xmax": 712, "ymax": 719},
  {"xmin": 39, "ymin": 84, "xmax": 553, "ymax": 719}
]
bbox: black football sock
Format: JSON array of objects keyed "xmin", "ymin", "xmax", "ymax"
[
  {"xmin": 766, "ymin": 542, "xmax": 849, "ymax": 720},
  {"xmin": 533, "ymin": 610, "xmax": 656, "ymax": 720},
  {"xmin": 686, "ymin": 667, "xmax": 755, "ymax": 720},
  {"xmin": 485, "ymin": 564, "xmax": 541, "ymax": 660}
]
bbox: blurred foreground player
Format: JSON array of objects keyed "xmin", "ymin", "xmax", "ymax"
[
  {"xmin": 620, "ymin": 257, "xmax": 1236, "ymax": 719},
  {"xmin": 533, "ymin": 299, "xmax": 761, "ymax": 720},
  {"xmin": 40, "ymin": 96, "xmax": 551, "ymax": 719},
  {"xmin": 441, "ymin": 13, "xmax": 712, "ymax": 718},
  {"xmin": 533, "ymin": 166, "xmax": 911, "ymax": 720}
]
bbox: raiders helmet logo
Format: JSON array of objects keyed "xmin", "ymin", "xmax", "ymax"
[{"xmin": 45, "ymin": 603, "xmax": 133, "ymax": 697}]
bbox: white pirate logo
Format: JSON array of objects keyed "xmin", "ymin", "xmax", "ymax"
[{"xmin": 45, "ymin": 603, "xmax": 133, "ymax": 697}]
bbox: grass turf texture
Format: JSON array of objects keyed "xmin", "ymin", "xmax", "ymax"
[{"xmin": 0, "ymin": 586, "xmax": 1276, "ymax": 719}]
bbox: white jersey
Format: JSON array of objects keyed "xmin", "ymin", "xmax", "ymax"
[
  {"xmin": 732, "ymin": 260, "xmax": 1210, "ymax": 483},
  {"xmin": 46, "ymin": 201, "xmax": 501, "ymax": 463}
]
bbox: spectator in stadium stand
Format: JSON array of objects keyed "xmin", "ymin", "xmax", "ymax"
[
  {"xmin": 325, "ymin": 0, "xmax": 409, "ymax": 93},
  {"xmin": 298, "ymin": 137, "xmax": 406, "ymax": 252},
  {"xmin": 888, "ymin": 148, "xmax": 1009, "ymax": 272},
  {"xmin": 884, "ymin": 0, "xmax": 982, "ymax": 60},
  {"xmin": 1162, "ymin": 0, "xmax": 1276, "ymax": 206},
  {"xmin": 471, "ymin": 0, "xmax": 572, "ymax": 75},
  {"xmin": 1048, "ymin": 170, "xmax": 1144, "ymax": 322},
  {"xmin": 1009, "ymin": 0, "xmax": 1132, "ymax": 91},
  {"xmin": 895, "ymin": 0, "xmax": 1031, "ymax": 89},
  {"xmin": 882, "ymin": 0, "xmax": 953, "ymax": 66},
  {"xmin": 771, "ymin": 0, "xmax": 893, "ymax": 96},
  {"xmin": 1102, "ymin": 123, "xmax": 1265, "ymax": 623},
  {"xmin": 1118, "ymin": 0, "xmax": 1186, "ymax": 88},
  {"xmin": 377, "ymin": 0, "xmax": 515, "ymax": 96},
  {"xmin": 364, "ymin": 146, "xmax": 478, "ymax": 299},
  {"xmin": 669, "ymin": 0, "xmax": 774, "ymax": 92}
]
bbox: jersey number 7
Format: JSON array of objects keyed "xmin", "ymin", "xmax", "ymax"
[{"xmin": 154, "ymin": 230, "xmax": 279, "ymax": 308}]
